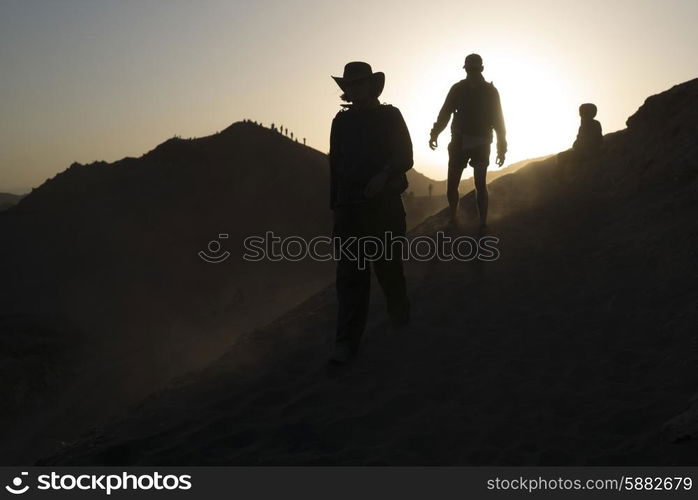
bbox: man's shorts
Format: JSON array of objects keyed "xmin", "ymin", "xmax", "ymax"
[{"xmin": 447, "ymin": 140, "xmax": 491, "ymax": 172}]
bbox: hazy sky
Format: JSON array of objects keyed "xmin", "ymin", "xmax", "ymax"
[{"xmin": 1, "ymin": 0, "xmax": 696, "ymax": 193}]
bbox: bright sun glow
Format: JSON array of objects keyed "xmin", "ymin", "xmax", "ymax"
[{"xmin": 398, "ymin": 49, "xmax": 582, "ymax": 180}]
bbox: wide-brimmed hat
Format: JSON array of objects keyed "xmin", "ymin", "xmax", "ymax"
[{"xmin": 332, "ymin": 61, "xmax": 385, "ymax": 98}]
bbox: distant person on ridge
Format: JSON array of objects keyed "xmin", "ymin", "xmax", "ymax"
[
  {"xmin": 557, "ymin": 103, "xmax": 603, "ymax": 177},
  {"xmin": 329, "ymin": 61, "xmax": 413, "ymax": 364},
  {"xmin": 573, "ymin": 103, "xmax": 602, "ymax": 157},
  {"xmin": 429, "ymin": 53, "xmax": 507, "ymax": 232}
]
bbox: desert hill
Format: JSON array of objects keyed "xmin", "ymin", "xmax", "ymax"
[
  {"xmin": 403, "ymin": 155, "xmax": 551, "ymax": 227},
  {"xmin": 405, "ymin": 155, "xmax": 550, "ymax": 197},
  {"xmin": 1, "ymin": 122, "xmax": 338, "ymax": 462},
  {"xmin": 0, "ymin": 192, "xmax": 24, "ymax": 211},
  {"xmin": 42, "ymin": 79, "xmax": 698, "ymax": 465},
  {"xmin": 0, "ymin": 114, "xmax": 539, "ymax": 463}
]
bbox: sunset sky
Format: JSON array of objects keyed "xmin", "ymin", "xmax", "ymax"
[{"xmin": 1, "ymin": 0, "xmax": 696, "ymax": 193}]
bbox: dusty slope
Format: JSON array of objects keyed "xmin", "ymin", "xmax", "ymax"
[
  {"xmin": 0, "ymin": 192, "xmax": 24, "ymax": 211},
  {"xmin": 406, "ymin": 155, "xmax": 549, "ymax": 197},
  {"xmin": 0, "ymin": 117, "xmax": 533, "ymax": 464},
  {"xmin": 1, "ymin": 122, "xmax": 337, "ymax": 463},
  {"xmin": 404, "ymin": 156, "xmax": 551, "ymax": 227},
  {"xmin": 39, "ymin": 79, "xmax": 698, "ymax": 465}
]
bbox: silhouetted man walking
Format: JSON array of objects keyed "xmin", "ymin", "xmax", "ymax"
[
  {"xmin": 429, "ymin": 53, "xmax": 507, "ymax": 232},
  {"xmin": 329, "ymin": 62, "xmax": 413, "ymax": 364}
]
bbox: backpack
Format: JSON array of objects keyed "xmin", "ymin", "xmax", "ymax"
[{"xmin": 452, "ymin": 80, "xmax": 498, "ymax": 138}]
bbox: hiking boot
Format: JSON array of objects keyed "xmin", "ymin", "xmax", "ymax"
[{"xmin": 329, "ymin": 341, "xmax": 355, "ymax": 364}]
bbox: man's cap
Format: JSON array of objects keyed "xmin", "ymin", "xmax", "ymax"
[{"xmin": 463, "ymin": 53, "xmax": 483, "ymax": 69}]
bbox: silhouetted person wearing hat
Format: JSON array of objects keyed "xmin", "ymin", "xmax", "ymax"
[
  {"xmin": 329, "ymin": 61, "xmax": 413, "ymax": 364},
  {"xmin": 429, "ymin": 53, "xmax": 507, "ymax": 232}
]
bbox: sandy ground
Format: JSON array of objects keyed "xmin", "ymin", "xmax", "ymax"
[
  {"xmin": 33, "ymin": 79, "xmax": 698, "ymax": 465},
  {"xmin": 43, "ymin": 156, "xmax": 698, "ymax": 465}
]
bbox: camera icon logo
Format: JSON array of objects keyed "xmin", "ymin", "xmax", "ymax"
[
  {"xmin": 5, "ymin": 472, "xmax": 29, "ymax": 495},
  {"xmin": 199, "ymin": 233, "xmax": 231, "ymax": 263}
]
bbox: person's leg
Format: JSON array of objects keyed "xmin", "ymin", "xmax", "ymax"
[
  {"xmin": 372, "ymin": 198, "xmax": 410, "ymax": 326},
  {"xmin": 470, "ymin": 144, "xmax": 491, "ymax": 231},
  {"xmin": 472, "ymin": 165, "xmax": 488, "ymax": 228},
  {"xmin": 447, "ymin": 141, "xmax": 467, "ymax": 223},
  {"xmin": 332, "ymin": 207, "xmax": 371, "ymax": 360},
  {"xmin": 335, "ymin": 251, "xmax": 371, "ymax": 353},
  {"xmin": 374, "ymin": 254, "xmax": 410, "ymax": 327}
]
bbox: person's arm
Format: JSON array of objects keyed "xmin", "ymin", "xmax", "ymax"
[
  {"xmin": 429, "ymin": 85, "xmax": 457, "ymax": 147},
  {"xmin": 329, "ymin": 116, "xmax": 340, "ymax": 209},
  {"xmin": 364, "ymin": 107, "xmax": 413, "ymax": 199},
  {"xmin": 386, "ymin": 106, "xmax": 414, "ymax": 175},
  {"xmin": 491, "ymin": 85, "xmax": 507, "ymax": 160}
]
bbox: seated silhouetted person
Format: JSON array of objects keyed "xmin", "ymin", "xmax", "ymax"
[
  {"xmin": 558, "ymin": 103, "xmax": 602, "ymax": 177},
  {"xmin": 573, "ymin": 103, "xmax": 602, "ymax": 158}
]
